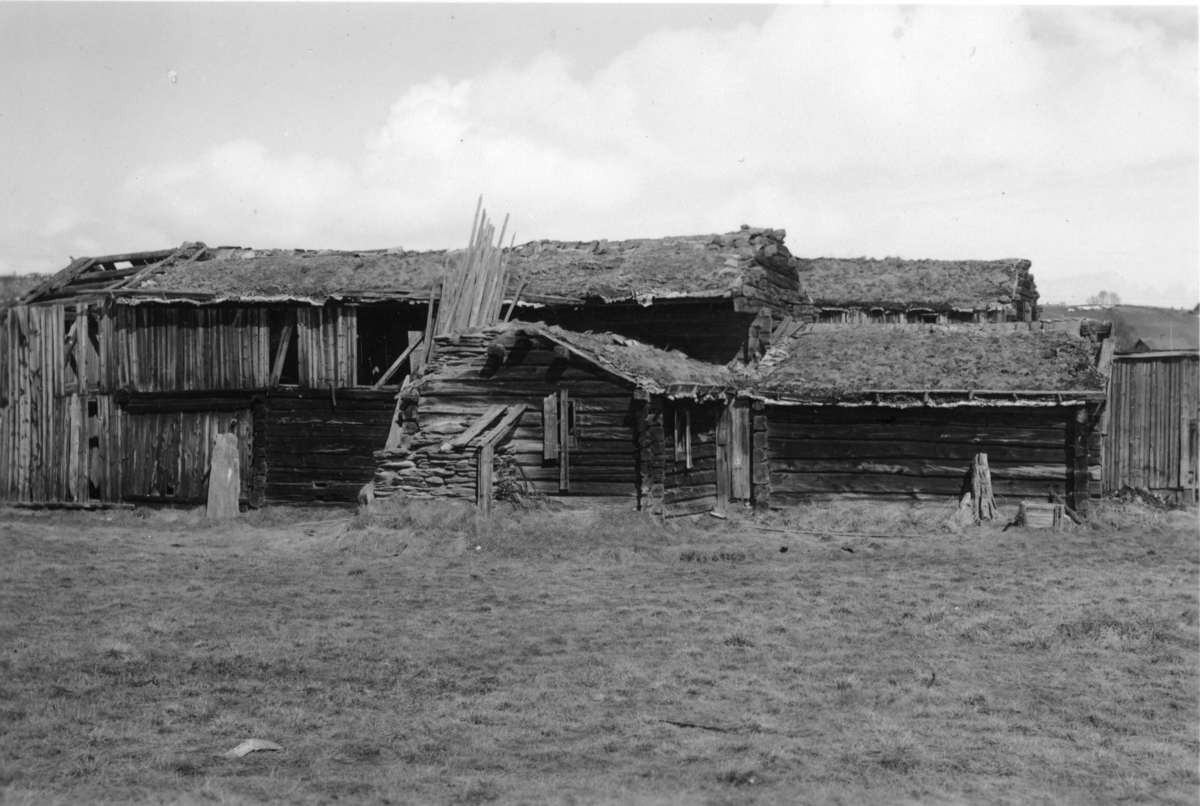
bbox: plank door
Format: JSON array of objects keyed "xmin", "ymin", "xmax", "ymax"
[{"xmin": 716, "ymin": 399, "xmax": 751, "ymax": 511}]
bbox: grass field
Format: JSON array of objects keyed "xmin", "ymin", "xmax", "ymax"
[{"xmin": 1, "ymin": 498, "xmax": 1197, "ymax": 805}]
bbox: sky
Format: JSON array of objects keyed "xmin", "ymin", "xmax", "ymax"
[{"xmin": 0, "ymin": 3, "xmax": 1196, "ymax": 306}]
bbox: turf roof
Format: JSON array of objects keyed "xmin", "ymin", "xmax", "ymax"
[
  {"xmin": 796, "ymin": 257, "xmax": 1032, "ymax": 311},
  {"xmin": 751, "ymin": 325, "xmax": 1105, "ymax": 397},
  {"xmin": 139, "ymin": 248, "xmax": 449, "ymax": 300},
  {"xmin": 126, "ymin": 227, "xmax": 793, "ymax": 303},
  {"xmin": 502, "ymin": 227, "xmax": 792, "ymax": 302}
]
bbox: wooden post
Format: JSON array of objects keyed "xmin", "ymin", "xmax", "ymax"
[
  {"xmin": 558, "ymin": 388, "xmax": 570, "ymax": 493},
  {"xmin": 206, "ymin": 432, "xmax": 240, "ymax": 520},
  {"xmin": 477, "ymin": 442, "xmax": 493, "ymax": 516},
  {"xmin": 1072, "ymin": 406, "xmax": 1091, "ymax": 517},
  {"xmin": 715, "ymin": 402, "xmax": 731, "ymax": 514}
]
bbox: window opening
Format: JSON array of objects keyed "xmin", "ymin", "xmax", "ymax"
[
  {"xmin": 267, "ymin": 308, "xmax": 299, "ymax": 385},
  {"xmin": 356, "ymin": 307, "xmax": 412, "ymax": 386}
]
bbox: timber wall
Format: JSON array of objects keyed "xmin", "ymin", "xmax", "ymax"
[
  {"xmin": 1103, "ymin": 353, "xmax": 1199, "ymax": 498},
  {"xmin": 661, "ymin": 401, "xmax": 721, "ymax": 516},
  {"xmin": 764, "ymin": 405, "xmax": 1099, "ymax": 506},
  {"xmin": 259, "ymin": 389, "xmax": 395, "ymax": 505},
  {"xmin": 377, "ymin": 332, "xmax": 641, "ymax": 507}
]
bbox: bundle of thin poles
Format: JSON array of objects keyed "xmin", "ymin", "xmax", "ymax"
[{"xmin": 434, "ymin": 196, "xmax": 514, "ymax": 336}]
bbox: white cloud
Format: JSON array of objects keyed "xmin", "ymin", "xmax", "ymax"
[{"xmin": 18, "ymin": 6, "xmax": 1196, "ymax": 303}]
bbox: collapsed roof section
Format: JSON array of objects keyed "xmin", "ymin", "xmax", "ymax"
[{"xmin": 466, "ymin": 322, "xmax": 738, "ymax": 399}]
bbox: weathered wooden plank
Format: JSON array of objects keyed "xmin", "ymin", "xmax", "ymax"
[
  {"xmin": 766, "ymin": 437, "xmax": 1065, "ymax": 464},
  {"xmin": 770, "ymin": 471, "xmax": 1063, "ymax": 497},
  {"xmin": 444, "ymin": 404, "xmax": 506, "ymax": 450},
  {"xmin": 767, "ymin": 458, "xmax": 1068, "ymax": 480},
  {"xmin": 422, "ymin": 379, "xmax": 632, "ymax": 398},
  {"xmin": 766, "ymin": 421, "xmax": 1068, "ymax": 446}
]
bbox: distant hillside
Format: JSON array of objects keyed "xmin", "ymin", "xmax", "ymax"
[
  {"xmin": 0, "ymin": 274, "xmax": 46, "ymax": 304},
  {"xmin": 1041, "ymin": 304, "xmax": 1199, "ymax": 353}
]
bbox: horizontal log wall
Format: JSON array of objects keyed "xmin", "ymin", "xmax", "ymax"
[
  {"xmin": 1104, "ymin": 353, "xmax": 1199, "ymax": 496},
  {"xmin": 765, "ymin": 405, "xmax": 1087, "ymax": 506},
  {"xmin": 259, "ymin": 388, "xmax": 396, "ymax": 504},
  {"xmin": 663, "ymin": 401, "xmax": 720, "ymax": 516},
  {"xmin": 377, "ymin": 332, "xmax": 640, "ymax": 504}
]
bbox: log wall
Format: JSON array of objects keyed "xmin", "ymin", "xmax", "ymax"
[
  {"xmin": 764, "ymin": 405, "xmax": 1097, "ymax": 507},
  {"xmin": 1103, "ymin": 353, "xmax": 1199, "ymax": 499},
  {"xmin": 258, "ymin": 388, "xmax": 396, "ymax": 505},
  {"xmin": 661, "ymin": 401, "xmax": 722, "ymax": 516},
  {"xmin": 375, "ymin": 332, "xmax": 641, "ymax": 506}
]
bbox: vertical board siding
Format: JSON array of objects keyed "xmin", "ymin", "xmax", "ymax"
[
  {"xmin": 1104, "ymin": 354, "xmax": 1199, "ymax": 496},
  {"xmin": 114, "ymin": 305, "xmax": 273, "ymax": 392},
  {"xmin": 0, "ymin": 304, "xmax": 117, "ymax": 503},
  {"xmin": 120, "ymin": 409, "xmax": 253, "ymax": 502}
]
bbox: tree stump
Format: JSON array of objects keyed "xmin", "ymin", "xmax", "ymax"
[{"xmin": 971, "ymin": 453, "xmax": 998, "ymax": 523}]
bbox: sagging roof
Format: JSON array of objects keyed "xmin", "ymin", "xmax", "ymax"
[
  {"xmin": 748, "ymin": 324, "xmax": 1106, "ymax": 401},
  {"xmin": 24, "ymin": 226, "xmax": 800, "ymax": 308},
  {"xmin": 796, "ymin": 257, "xmax": 1033, "ymax": 312}
]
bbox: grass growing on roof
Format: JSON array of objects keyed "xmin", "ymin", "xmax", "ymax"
[{"xmin": 0, "ymin": 501, "xmax": 1195, "ymax": 805}]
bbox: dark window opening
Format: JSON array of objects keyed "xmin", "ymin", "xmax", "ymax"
[
  {"xmin": 356, "ymin": 308, "xmax": 412, "ymax": 386},
  {"xmin": 267, "ymin": 308, "xmax": 299, "ymax": 385}
]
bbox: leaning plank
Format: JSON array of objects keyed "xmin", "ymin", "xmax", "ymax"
[
  {"xmin": 441, "ymin": 404, "xmax": 506, "ymax": 452},
  {"xmin": 269, "ymin": 317, "xmax": 295, "ymax": 388},
  {"xmin": 478, "ymin": 403, "xmax": 528, "ymax": 448},
  {"xmin": 372, "ymin": 334, "xmax": 423, "ymax": 389}
]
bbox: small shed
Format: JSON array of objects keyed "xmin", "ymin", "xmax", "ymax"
[
  {"xmin": 1102, "ymin": 350, "xmax": 1199, "ymax": 502},
  {"xmin": 371, "ymin": 322, "xmax": 735, "ymax": 512},
  {"xmin": 741, "ymin": 324, "xmax": 1107, "ymax": 511}
]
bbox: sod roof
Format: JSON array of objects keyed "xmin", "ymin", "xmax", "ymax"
[
  {"xmin": 502, "ymin": 227, "xmax": 792, "ymax": 302},
  {"xmin": 122, "ymin": 226, "xmax": 793, "ymax": 304},
  {"xmin": 139, "ymin": 248, "xmax": 449, "ymax": 301},
  {"xmin": 796, "ymin": 257, "xmax": 1031, "ymax": 311},
  {"xmin": 751, "ymin": 325, "xmax": 1105, "ymax": 397}
]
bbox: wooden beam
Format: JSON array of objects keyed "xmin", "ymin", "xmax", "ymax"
[
  {"xmin": 441, "ymin": 404, "xmax": 506, "ymax": 452},
  {"xmin": 372, "ymin": 334, "xmax": 423, "ymax": 389}
]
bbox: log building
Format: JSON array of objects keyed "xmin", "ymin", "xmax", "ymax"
[{"xmin": 3, "ymin": 225, "xmax": 1085, "ymax": 511}]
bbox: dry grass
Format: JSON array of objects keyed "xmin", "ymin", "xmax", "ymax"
[{"xmin": 0, "ymin": 499, "xmax": 1196, "ymax": 805}]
